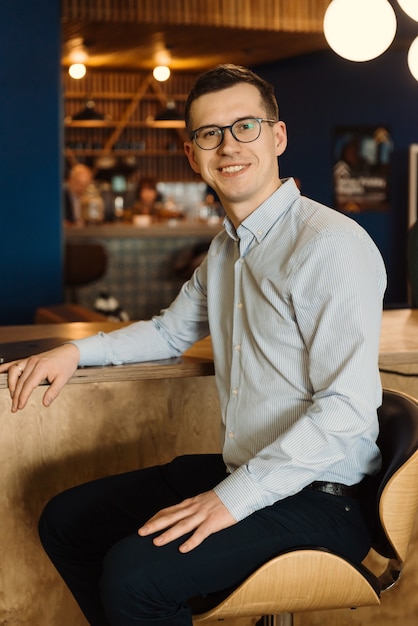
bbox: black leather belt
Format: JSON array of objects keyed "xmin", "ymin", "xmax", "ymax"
[{"xmin": 304, "ymin": 480, "xmax": 359, "ymax": 498}]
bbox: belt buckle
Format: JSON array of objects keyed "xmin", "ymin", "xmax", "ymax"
[{"xmin": 306, "ymin": 481, "xmax": 356, "ymax": 497}]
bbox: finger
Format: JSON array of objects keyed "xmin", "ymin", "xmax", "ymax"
[
  {"xmin": 138, "ymin": 500, "xmax": 196, "ymax": 536},
  {"xmin": 179, "ymin": 524, "xmax": 211, "ymax": 553},
  {"xmin": 151, "ymin": 515, "xmax": 199, "ymax": 546},
  {"xmin": 154, "ymin": 516, "xmax": 214, "ymax": 552},
  {"xmin": 8, "ymin": 360, "xmax": 33, "ymax": 404},
  {"xmin": 11, "ymin": 361, "xmax": 44, "ymax": 412},
  {"xmin": 178, "ymin": 510, "xmax": 237, "ymax": 553},
  {"xmin": 6, "ymin": 361, "xmax": 26, "ymax": 397},
  {"xmin": 139, "ymin": 510, "xmax": 187, "ymax": 537},
  {"xmin": 41, "ymin": 375, "xmax": 69, "ymax": 407}
]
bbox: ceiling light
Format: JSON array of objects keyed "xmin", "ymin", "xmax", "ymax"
[
  {"xmin": 72, "ymin": 99, "xmax": 107, "ymax": 122},
  {"xmin": 68, "ymin": 63, "xmax": 86, "ymax": 79},
  {"xmin": 153, "ymin": 65, "xmax": 171, "ymax": 81},
  {"xmin": 147, "ymin": 101, "xmax": 185, "ymax": 129},
  {"xmin": 67, "ymin": 38, "xmax": 89, "ymax": 79},
  {"xmin": 397, "ymin": 0, "xmax": 418, "ymax": 21},
  {"xmin": 408, "ymin": 36, "xmax": 418, "ymax": 81},
  {"xmin": 323, "ymin": 0, "xmax": 397, "ymax": 62}
]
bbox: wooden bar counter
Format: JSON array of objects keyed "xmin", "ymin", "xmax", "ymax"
[
  {"xmin": 2, "ymin": 309, "xmax": 418, "ymax": 625},
  {"xmin": 0, "ymin": 323, "xmax": 221, "ymax": 626}
]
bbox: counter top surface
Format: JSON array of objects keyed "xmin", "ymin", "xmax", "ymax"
[
  {"xmin": 0, "ymin": 308, "xmax": 417, "ymax": 389},
  {"xmin": 0, "ymin": 322, "xmax": 214, "ymax": 388},
  {"xmin": 65, "ymin": 221, "xmax": 223, "ymax": 239},
  {"xmin": 379, "ymin": 308, "xmax": 418, "ymax": 365}
]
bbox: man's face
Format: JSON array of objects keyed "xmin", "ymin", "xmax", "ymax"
[
  {"xmin": 69, "ymin": 168, "xmax": 92, "ymax": 197},
  {"xmin": 140, "ymin": 186, "xmax": 157, "ymax": 207},
  {"xmin": 184, "ymin": 83, "xmax": 287, "ymax": 218}
]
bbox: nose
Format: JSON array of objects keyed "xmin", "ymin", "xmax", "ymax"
[{"xmin": 218, "ymin": 127, "xmax": 240, "ymax": 152}]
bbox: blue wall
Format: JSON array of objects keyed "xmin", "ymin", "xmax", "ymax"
[
  {"xmin": 0, "ymin": 1, "xmax": 62, "ymax": 325},
  {"xmin": 256, "ymin": 17, "xmax": 418, "ymax": 307}
]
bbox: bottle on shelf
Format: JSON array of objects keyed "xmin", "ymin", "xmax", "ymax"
[{"xmin": 80, "ymin": 184, "xmax": 105, "ymax": 225}]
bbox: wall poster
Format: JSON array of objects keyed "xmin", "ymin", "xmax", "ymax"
[{"xmin": 332, "ymin": 125, "xmax": 392, "ymax": 214}]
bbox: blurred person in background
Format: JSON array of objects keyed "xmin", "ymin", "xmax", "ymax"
[
  {"xmin": 64, "ymin": 163, "xmax": 93, "ymax": 225},
  {"xmin": 132, "ymin": 176, "xmax": 161, "ymax": 218}
]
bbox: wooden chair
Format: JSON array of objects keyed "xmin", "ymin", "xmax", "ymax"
[{"xmin": 192, "ymin": 389, "xmax": 418, "ymax": 626}]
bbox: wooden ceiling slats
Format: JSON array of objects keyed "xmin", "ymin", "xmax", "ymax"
[
  {"xmin": 62, "ymin": 1, "xmax": 330, "ymax": 70},
  {"xmin": 62, "ymin": 0, "xmax": 330, "ymax": 33}
]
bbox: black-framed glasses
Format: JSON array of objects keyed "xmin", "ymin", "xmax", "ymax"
[{"xmin": 190, "ymin": 117, "xmax": 277, "ymax": 150}]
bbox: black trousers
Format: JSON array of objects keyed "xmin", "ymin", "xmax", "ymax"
[{"xmin": 38, "ymin": 454, "xmax": 371, "ymax": 626}]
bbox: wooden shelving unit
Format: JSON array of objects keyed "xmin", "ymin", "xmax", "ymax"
[{"xmin": 63, "ymin": 69, "xmax": 201, "ymax": 181}]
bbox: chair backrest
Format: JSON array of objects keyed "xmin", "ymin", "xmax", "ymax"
[
  {"xmin": 407, "ymin": 220, "xmax": 418, "ymax": 307},
  {"xmin": 65, "ymin": 241, "xmax": 108, "ymax": 287},
  {"xmin": 367, "ymin": 389, "xmax": 418, "ymax": 564}
]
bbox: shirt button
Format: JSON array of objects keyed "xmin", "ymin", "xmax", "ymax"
[
  {"xmin": 237, "ymin": 302, "xmax": 243, "ymax": 309},
  {"xmin": 257, "ymin": 230, "xmax": 263, "ymax": 236},
  {"xmin": 234, "ymin": 344, "xmax": 241, "ymax": 351},
  {"xmin": 228, "ymin": 431, "xmax": 234, "ymax": 438},
  {"xmin": 232, "ymin": 388, "xmax": 238, "ymax": 396}
]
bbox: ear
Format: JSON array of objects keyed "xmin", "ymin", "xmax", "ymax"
[
  {"xmin": 274, "ymin": 121, "xmax": 287, "ymax": 157},
  {"xmin": 184, "ymin": 141, "xmax": 201, "ymax": 174}
]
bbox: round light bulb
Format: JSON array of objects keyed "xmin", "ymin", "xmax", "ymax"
[
  {"xmin": 408, "ymin": 36, "xmax": 418, "ymax": 81},
  {"xmin": 324, "ymin": 0, "xmax": 397, "ymax": 62},
  {"xmin": 153, "ymin": 65, "xmax": 171, "ymax": 82},
  {"xmin": 397, "ymin": 0, "xmax": 418, "ymax": 22},
  {"xmin": 68, "ymin": 63, "xmax": 86, "ymax": 79}
]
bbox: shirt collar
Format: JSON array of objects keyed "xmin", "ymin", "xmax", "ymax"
[{"xmin": 223, "ymin": 178, "xmax": 300, "ymax": 243}]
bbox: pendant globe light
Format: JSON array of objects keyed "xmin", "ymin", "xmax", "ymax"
[
  {"xmin": 397, "ymin": 0, "xmax": 418, "ymax": 22},
  {"xmin": 408, "ymin": 36, "xmax": 418, "ymax": 81},
  {"xmin": 68, "ymin": 63, "xmax": 86, "ymax": 79},
  {"xmin": 153, "ymin": 65, "xmax": 171, "ymax": 81},
  {"xmin": 324, "ymin": 0, "xmax": 397, "ymax": 62}
]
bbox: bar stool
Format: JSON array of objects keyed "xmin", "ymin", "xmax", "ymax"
[
  {"xmin": 35, "ymin": 241, "xmax": 109, "ymax": 323},
  {"xmin": 65, "ymin": 240, "xmax": 108, "ymax": 304},
  {"xmin": 192, "ymin": 389, "xmax": 418, "ymax": 626}
]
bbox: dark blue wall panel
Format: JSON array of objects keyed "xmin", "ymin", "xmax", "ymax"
[{"xmin": 0, "ymin": 1, "xmax": 62, "ymax": 324}]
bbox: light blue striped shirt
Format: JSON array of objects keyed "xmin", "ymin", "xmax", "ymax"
[{"xmin": 73, "ymin": 178, "xmax": 387, "ymax": 521}]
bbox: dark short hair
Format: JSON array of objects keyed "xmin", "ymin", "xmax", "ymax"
[
  {"xmin": 137, "ymin": 176, "xmax": 157, "ymax": 191},
  {"xmin": 184, "ymin": 64, "xmax": 279, "ymax": 133}
]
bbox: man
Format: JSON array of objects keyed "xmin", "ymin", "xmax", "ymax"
[
  {"xmin": 64, "ymin": 162, "xmax": 93, "ymax": 224},
  {"xmin": 0, "ymin": 65, "xmax": 386, "ymax": 626}
]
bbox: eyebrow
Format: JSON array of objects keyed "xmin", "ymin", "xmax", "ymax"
[{"xmin": 192, "ymin": 116, "xmax": 261, "ymax": 131}]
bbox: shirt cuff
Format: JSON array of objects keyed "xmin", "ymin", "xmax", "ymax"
[
  {"xmin": 214, "ymin": 464, "xmax": 277, "ymax": 521},
  {"xmin": 69, "ymin": 334, "xmax": 107, "ymax": 367}
]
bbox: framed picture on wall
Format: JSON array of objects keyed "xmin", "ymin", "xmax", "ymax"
[
  {"xmin": 409, "ymin": 144, "xmax": 418, "ymax": 227},
  {"xmin": 332, "ymin": 125, "xmax": 392, "ymax": 214}
]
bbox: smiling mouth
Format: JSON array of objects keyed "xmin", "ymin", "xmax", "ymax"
[{"xmin": 219, "ymin": 165, "xmax": 246, "ymax": 174}]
